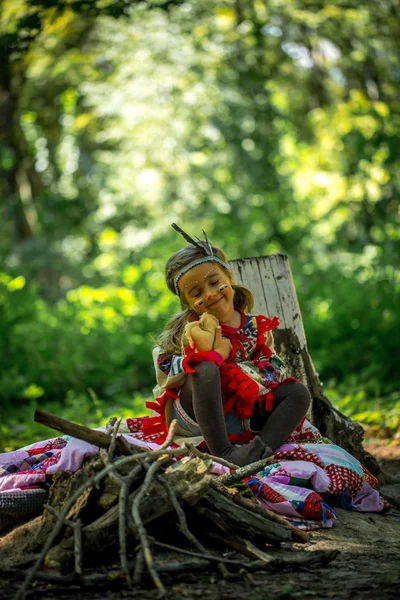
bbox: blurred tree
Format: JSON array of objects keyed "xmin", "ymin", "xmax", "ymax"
[{"xmin": 0, "ymin": 0, "xmax": 399, "ymax": 423}]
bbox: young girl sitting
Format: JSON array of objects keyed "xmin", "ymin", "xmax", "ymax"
[{"xmin": 144, "ymin": 224, "xmax": 311, "ymax": 466}]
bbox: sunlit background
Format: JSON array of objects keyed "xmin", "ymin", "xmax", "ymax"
[{"xmin": 1, "ymin": 0, "xmax": 399, "ymax": 450}]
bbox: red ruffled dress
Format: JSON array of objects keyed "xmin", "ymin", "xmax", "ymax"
[{"xmin": 144, "ymin": 309, "xmax": 297, "ymax": 446}]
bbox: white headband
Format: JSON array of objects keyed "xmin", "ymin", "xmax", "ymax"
[{"xmin": 174, "ymin": 256, "xmax": 229, "ymax": 296}]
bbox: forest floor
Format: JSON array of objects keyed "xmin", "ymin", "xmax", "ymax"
[{"xmin": 1, "ymin": 441, "xmax": 399, "ymax": 600}]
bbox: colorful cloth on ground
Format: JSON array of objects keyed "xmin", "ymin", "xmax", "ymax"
[
  {"xmin": 0, "ymin": 416, "xmax": 389, "ymax": 532},
  {"xmin": 206, "ymin": 418, "xmax": 388, "ymax": 530}
]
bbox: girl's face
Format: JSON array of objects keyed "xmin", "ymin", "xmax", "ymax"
[{"xmin": 178, "ymin": 262, "xmax": 236, "ymax": 325}]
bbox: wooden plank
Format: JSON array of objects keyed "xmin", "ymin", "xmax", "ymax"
[
  {"xmin": 229, "ymin": 255, "xmax": 306, "ymax": 346},
  {"xmin": 256, "ymin": 256, "xmax": 286, "ymax": 324},
  {"xmin": 230, "ymin": 258, "xmax": 270, "ymax": 315},
  {"xmin": 269, "ymin": 255, "xmax": 306, "ymax": 346},
  {"xmin": 230, "ymin": 257, "xmax": 280, "ymax": 318}
]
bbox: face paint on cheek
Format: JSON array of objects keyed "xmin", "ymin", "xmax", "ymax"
[
  {"xmin": 219, "ymin": 284, "xmax": 228, "ymax": 291},
  {"xmin": 194, "ymin": 298, "xmax": 204, "ymax": 308}
]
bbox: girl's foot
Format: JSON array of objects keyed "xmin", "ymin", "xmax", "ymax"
[{"xmin": 220, "ymin": 436, "xmax": 273, "ymax": 467}]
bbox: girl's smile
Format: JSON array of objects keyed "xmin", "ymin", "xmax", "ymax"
[{"xmin": 208, "ymin": 297, "xmax": 222, "ymax": 307}]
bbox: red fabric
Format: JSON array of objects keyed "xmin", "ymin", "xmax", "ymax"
[
  {"xmin": 253, "ymin": 344, "xmax": 274, "ymax": 360},
  {"xmin": 219, "ymin": 363, "xmax": 297, "ymax": 420},
  {"xmin": 182, "ymin": 346, "xmax": 224, "ymax": 374},
  {"xmin": 219, "ymin": 362, "xmax": 261, "ymax": 418},
  {"xmin": 143, "ymin": 388, "xmax": 179, "ymax": 444},
  {"xmin": 247, "ymin": 479, "xmax": 287, "ymax": 504},
  {"xmin": 228, "ymin": 431, "xmax": 255, "ymax": 445},
  {"xmin": 274, "ymin": 447, "xmax": 326, "ymax": 470},
  {"xmin": 253, "ymin": 314, "xmax": 279, "ymax": 359},
  {"xmin": 326, "ymin": 464, "xmax": 363, "ymax": 495},
  {"xmin": 256, "ymin": 314, "xmax": 280, "ymax": 335}
]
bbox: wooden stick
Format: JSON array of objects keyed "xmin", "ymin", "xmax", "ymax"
[
  {"xmin": 131, "ymin": 458, "xmax": 170, "ymax": 596},
  {"xmin": 43, "ymin": 505, "xmax": 83, "ymax": 575},
  {"xmin": 1, "ymin": 560, "xmax": 213, "ymax": 586},
  {"xmin": 162, "ymin": 477, "xmax": 208, "ymax": 554},
  {"xmin": 1, "ymin": 568, "xmax": 125, "ymax": 586},
  {"xmin": 153, "ymin": 541, "xmax": 248, "ymax": 567},
  {"xmin": 210, "ymin": 479, "xmax": 309, "ymax": 543},
  {"xmin": 108, "ymin": 418, "xmax": 122, "ymax": 461},
  {"xmin": 100, "ymin": 446, "xmax": 137, "ymax": 586},
  {"xmin": 34, "ymin": 409, "xmax": 134, "ymax": 456},
  {"xmin": 158, "ymin": 419, "xmax": 178, "ymax": 450},
  {"xmin": 185, "ymin": 442, "xmax": 239, "ymax": 470},
  {"xmin": 133, "ymin": 548, "xmax": 144, "ymax": 585},
  {"xmin": 216, "ymin": 456, "xmax": 275, "ymax": 486}
]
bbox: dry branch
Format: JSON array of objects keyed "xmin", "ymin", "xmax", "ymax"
[
  {"xmin": 43, "ymin": 504, "xmax": 83, "ymax": 575},
  {"xmin": 200, "ymin": 488, "xmax": 293, "ymax": 545},
  {"xmin": 34, "ymin": 409, "xmax": 135, "ymax": 456},
  {"xmin": 13, "ymin": 413, "xmax": 318, "ymax": 599},
  {"xmin": 131, "ymin": 458, "xmax": 170, "ymax": 596},
  {"xmin": 216, "ymin": 455, "xmax": 275, "ymax": 486},
  {"xmin": 210, "ymin": 479, "xmax": 309, "ymax": 543}
]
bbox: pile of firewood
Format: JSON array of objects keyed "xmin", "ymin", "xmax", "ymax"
[{"xmin": 3, "ymin": 410, "xmax": 338, "ymax": 599}]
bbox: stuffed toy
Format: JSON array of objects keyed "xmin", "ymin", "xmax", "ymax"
[{"xmin": 182, "ymin": 312, "xmax": 219, "ymax": 352}]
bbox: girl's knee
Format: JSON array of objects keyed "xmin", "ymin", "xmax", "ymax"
[
  {"xmin": 291, "ymin": 382, "xmax": 311, "ymax": 409},
  {"xmin": 275, "ymin": 381, "xmax": 310, "ymax": 410}
]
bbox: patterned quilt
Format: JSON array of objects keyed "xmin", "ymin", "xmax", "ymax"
[{"xmin": 0, "ymin": 416, "xmax": 389, "ymax": 532}]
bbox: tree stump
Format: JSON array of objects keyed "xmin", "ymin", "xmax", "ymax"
[{"xmin": 229, "ymin": 254, "xmax": 379, "ymax": 475}]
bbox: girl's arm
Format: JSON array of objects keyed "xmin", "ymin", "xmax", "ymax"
[
  {"xmin": 264, "ymin": 330, "xmax": 275, "ymax": 353},
  {"xmin": 152, "ymin": 347, "xmax": 186, "ymax": 397}
]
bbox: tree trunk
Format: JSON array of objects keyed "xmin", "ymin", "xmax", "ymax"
[
  {"xmin": 0, "ymin": 56, "xmax": 36, "ymax": 241},
  {"xmin": 229, "ymin": 254, "xmax": 379, "ymax": 475}
]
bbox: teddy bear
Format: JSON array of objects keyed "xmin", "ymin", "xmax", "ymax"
[
  {"xmin": 182, "ymin": 312, "xmax": 219, "ymax": 353},
  {"xmin": 182, "ymin": 312, "xmax": 233, "ymax": 361}
]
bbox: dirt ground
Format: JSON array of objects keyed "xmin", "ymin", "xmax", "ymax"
[{"xmin": 1, "ymin": 441, "xmax": 400, "ymax": 600}]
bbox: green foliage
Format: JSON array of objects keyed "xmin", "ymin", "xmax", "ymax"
[
  {"xmin": 1, "ymin": 0, "xmax": 399, "ymax": 447},
  {"xmin": 297, "ymin": 249, "xmax": 400, "ymax": 398},
  {"xmin": 0, "ymin": 265, "xmax": 176, "ymax": 404},
  {"xmin": 327, "ymin": 382, "xmax": 400, "ymax": 439}
]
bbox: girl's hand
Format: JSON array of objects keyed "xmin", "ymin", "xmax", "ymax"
[
  {"xmin": 183, "ymin": 321, "xmax": 199, "ymax": 349},
  {"xmin": 213, "ymin": 326, "xmax": 232, "ymax": 361}
]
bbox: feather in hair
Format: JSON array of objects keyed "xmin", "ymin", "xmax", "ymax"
[
  {"xmin": 171, "ymin": 223, "xmax": 205, "ymax": 251},
  {"xmin": 202, "ymin": 229, "xmax": 213, "ymax": 256}
]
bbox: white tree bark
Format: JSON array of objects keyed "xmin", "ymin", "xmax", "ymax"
[{"xmin": 229, "ymin": 255, "xmax": 379, "ymax": 474}]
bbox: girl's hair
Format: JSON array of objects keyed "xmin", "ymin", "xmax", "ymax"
[{"xmin": 156, "ymin": 242, "xmax": 254, "ymax": 356}]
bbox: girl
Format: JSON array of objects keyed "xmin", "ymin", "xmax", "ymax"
[{"xmin": 144, "ymin": 224, "xmax": 311, "ymax": 466}]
